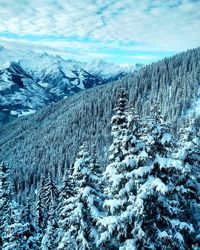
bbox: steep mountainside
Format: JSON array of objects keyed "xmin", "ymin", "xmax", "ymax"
[
  {"xmin": 0, "ymin": 47, "xmax": 199, "ymax": 192},
  {"xmin": 0, "ymin": 46, "xmax": 140, "ymax": 122}
]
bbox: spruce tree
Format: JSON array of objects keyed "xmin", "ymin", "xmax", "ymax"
[
  {"xmin": 178, "ymin": 120, "xmax": 200, "ymax": 247},
  {"xmin": 57, "ymin": 165, "xmax": 75, "ymax": 249},
  {"xmin": 132, "ymin": 112, "xmax": 199, "ymax": 249},
  {"xmin": 179, "ymin": 119, "xmax": 200, "ymax": 175},
  {"xmin": 58, "ymin": 144, "xmax": 104, "ymax": 249},
  {"xmin": 2, "ymin": 202, "xmax": 32, "ymax": 250},
  {"xmin": 40, "ymin": 171, "xmax": 58, "ymax": 249},
  {"xmin": 98, "ymin": 89, "xmax": 140, "ymax": 249},
  {"xmin": 87, "ymin": 147, "xmax": 105, "ymax": 246},
  {"xmin": 41, "ymin": 206, "xmax": 57, "ymax": 250},
  {"xmin": 0, "ymin": 163, "xmax": 37, "ymax": 249},
  {"xmin": 58, "ymin": 165, "xmax": 75, "ymax": 216},
  {"xmin": 43, "ymin": 170, "xmax": 58, "ymax": 214},
  {"xmin": 23, "ymin": 199, "xmax": 41, "ymax": 250},
  {"xmin": 35, "ymin": 175, "xmax": 46, "ymax": 231}
]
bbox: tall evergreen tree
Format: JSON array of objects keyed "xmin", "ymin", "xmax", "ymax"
[
  {"xmin": 2, "ymin": 202, "xmax": 32, "ymax": 250},
  {"xmin": 0, "ymin": 166, "xmax": 34, "ymax": 250},
  {"xmin": 132, "ymin": 112, "xmax": 199, "ymax": 249},
  {"xmin": 23, "ymin": 198, "xmax": 41, "ymax": 250},
  {"xmin": 35, "ymin": 175, "xmax": 46, "ymax": 231},
  {"xmin": 43, "ymin": 170, "xmax": 58, "ymax": 214},
  {"xmin": 58, "ymin": 144, "xmax": 104, "ymax": 250},
  {"xmin": 56, "ymin": 165, "xmax": 75, "ymax": 249},
  {"xmin": 178, "ymin": 119, "xmax": 200, "ymax": 247},
  {"xmin": 41, "ymin": 205, "xmax": 57, "ymax": 250},
  {"xmin": 179, "ymin": 119, "xmax": 200, "ymax": 175},
  {"xmin": 40, "ymin": 171, "xmax": 58, "ymax": 249},
  {"xmin": 98, "ymin": 89, "xmax": 140, "ymax": 249}
]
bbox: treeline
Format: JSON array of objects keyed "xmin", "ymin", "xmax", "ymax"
[{"xmin": 1, "ymin": 89, "xmax": 199, "ymax": 249}]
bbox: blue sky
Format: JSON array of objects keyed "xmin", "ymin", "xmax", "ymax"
[{"xmin": 0, "ymin": 0, "xmax": 199, "ymax": 64}]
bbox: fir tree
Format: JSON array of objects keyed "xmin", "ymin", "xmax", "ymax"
[
  {"xmin": 43, "ymin": 170, "xmax": 58, "ymax": 213},
  {"xmin": 35, "ymin": 175, "xmax": 46, "ymax": 231},
  {"xmin": 41, "ymin": 205, "xmax": 57, "ymax": 250},
  {"xmin": 2, "ymin": 202, "xmax": 31, "ymax": 250},
  {"xmin": 98, "ymin": 89, "xmax": 140, "ymax": 249},
  {"xmin": 57, "ymin": 165, "xmax": 75, "ymax": 249},
  {"xmin": 179, "ymin": 119, "xmax": 200, "ymax": 175},
  {"xmin": 23, "ymin": 199, "xmax": 41, "ymax": 250},
  {"xmin": 132, "ymin": 113, "xmax": 199, "ymax": 249},
  {"xmin": 0, "ymin": 163, "xmax": 37, "ymax": 249},
  {"xmin": 58, "ymin": 144, "xmax": 104, "ymax": 250},
  {"xmin": 58, "ymin": 165, "xmax": 75, "ymax": 214},
  {"xmin": 178, "ymin": 120, "xmax": 200, "ymax": 247},
  {"xmin": 40, "ymin": 171, "xmax": 58, "ymax": 249}
]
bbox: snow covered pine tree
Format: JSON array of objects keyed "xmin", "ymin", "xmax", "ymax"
[
  {"xmin": 41, "ymin": 171, "xmax": 58, "ymax": 249},
  {"xmin": 132, "ymin": 107, "xmax": 200, "ymax": 249},
  {"xmin": 0, "ymin": 162, "xmax": 30, "ymax": 249},
  {"xmin": 35, "ymin": 175, "xmax": 46, "ymax": 231},
  {"xmin": 57, "ymin": 165, "xmax": 76, "ymax": 249},
  {"xmin": 178, "ymin": 119, "xmax": 200, "ymax": 247},
  {"xmin": 98, "ymin": 89, "xmax": 141, "ymax": 249},
  {"xmin": 58, "ymin": 144, "xmax": 104, "ymax": 250}
]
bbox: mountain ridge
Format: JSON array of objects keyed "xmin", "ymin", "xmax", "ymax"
[{"xmin": 0, "ymin": 46, "xmax": 141, "ymax": 123}]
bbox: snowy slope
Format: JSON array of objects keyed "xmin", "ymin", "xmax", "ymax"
[
  {"xmin": 83, "ymin": 59, "xmax": 141, "ymax": 80},
  {"xmin": 0, "ymin": 46, "xmax": 140, "ymax": 122}
]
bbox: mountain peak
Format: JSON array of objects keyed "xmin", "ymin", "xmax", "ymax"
[
  {"xmin": 90, "ymin": 59, "xmax": 109, "ymax": 66},
  {"xmin": 0, "ymin": 47, "xmax": 140, "ymax": 122},
  {"xmin": 0, "ymin": 61, "xmax": 11, "ymax": 70}
]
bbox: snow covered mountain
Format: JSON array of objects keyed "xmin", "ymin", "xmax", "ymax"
[{"xmin": 0, "ymin": 46, "xmax": 141, "ymax": 122}]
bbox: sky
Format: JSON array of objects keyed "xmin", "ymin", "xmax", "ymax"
[{"xmin": 0, "ymin": 0, "xmax": 199, "ymax": 64}]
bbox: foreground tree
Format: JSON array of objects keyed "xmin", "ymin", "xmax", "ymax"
[
  {"xmin": 40, "ymin": 171, "xmax": 58, "ymax": 249},
  {"xmin": 2, "ymin": 202, "xmax": 33, "ymax": 250},
  {"xmin": 58, "ymin": 144, "xmax": 104, "ymax": 249},
  {"xmin": 178, "ymin": 119, "xmax": 200, "ymax": 247},
  {"xmin": 132, "ymin": 113, "xmax": 199, "ymax": 249},
  {"xmin": 98, "ymin": 89, "xmax": 141, "ymax": 249},
  {"xmin": 41, "ymin": 206, "xmax": 57, "ymax": 250},
  {"xmin": 35, "ymin": 175, "xmax": 46, "ymax": 231},
  {"xmin": 43, "ymin": 170, "xmax": 58, "ymax": 217},
  {"xmin": 179, "ymin": 119, "xmax": 200, "ymax": 175}
]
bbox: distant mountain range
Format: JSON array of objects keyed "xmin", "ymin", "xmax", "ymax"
[{"xmin": 0, "ymin": 46, "xmax": 142, "ymax": 122}]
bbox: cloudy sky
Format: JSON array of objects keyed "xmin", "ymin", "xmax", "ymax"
[{"xmin": 0, "ymin": 0, "xmax": 199, "ymax": 64}]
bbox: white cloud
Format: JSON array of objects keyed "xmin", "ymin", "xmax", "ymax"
[
  {"xmin": 0, "ymin": 36, "xmax": 112, "ymax": 61},
  {"xmin": 127, "ymin": 55, "xmax": 158, "ymax": 61},
  {"xmin": 0, "ymin": 0, "xmax": 199, "ymax": 61}
]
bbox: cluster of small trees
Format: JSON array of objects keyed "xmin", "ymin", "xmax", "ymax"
[{"xmin": 0, "ymin": 89, "xmax": 200, "ymax": 249}]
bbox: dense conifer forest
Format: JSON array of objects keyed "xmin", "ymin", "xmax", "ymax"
[
  {"xmin": 0, "ymin": 88, "xmax": 200, "ymax": 249},
  {"xmin": 0, "ymin": 48, "xmax": 200, "ymax": 249}
]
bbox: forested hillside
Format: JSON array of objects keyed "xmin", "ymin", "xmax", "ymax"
[
  {"xmin": 0, "ymin": 88, "xmax": 199, "ymax": 249},
  {"xmin": 0, "ymin": 47, "xmax": 200, "ymax": 195}
]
